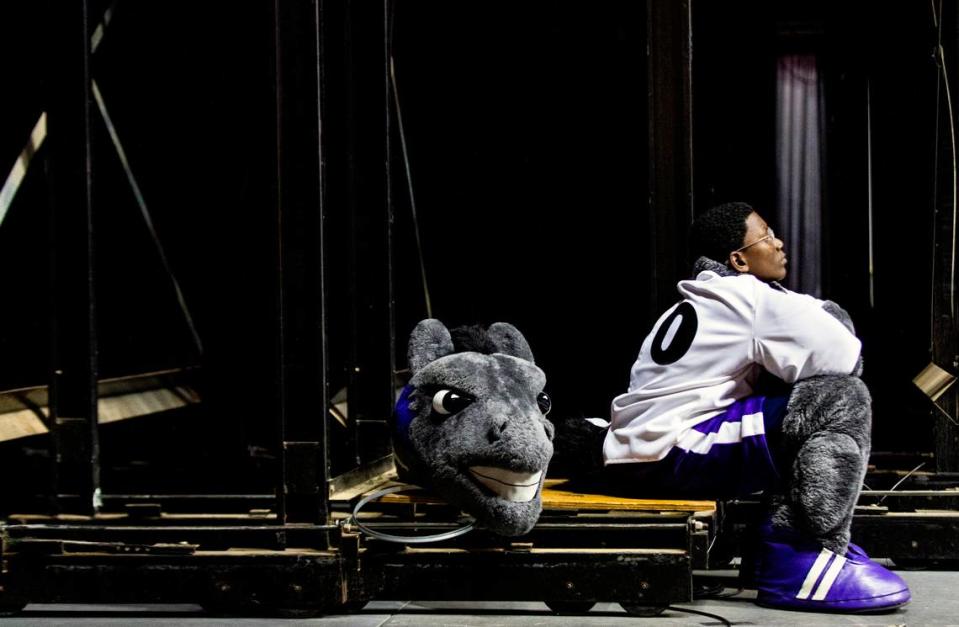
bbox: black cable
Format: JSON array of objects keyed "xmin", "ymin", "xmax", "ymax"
[
  {"xmin": 713, "ymin": 588, "xmax": 745, "ymax": 600},
  {"xmin": 90, "ymin": 1, "xmax": 204, "ymax": 358},
  {"xmin": 692, "ymin": 580, "xmax": 726, "ymax": 599},
  {"xmin": 666, "ymin": 605, "xmax": 733, "ymax": 627},
  {"xmin": 350, "ymin": 485, "xmax": 476, "ymax": 543}
]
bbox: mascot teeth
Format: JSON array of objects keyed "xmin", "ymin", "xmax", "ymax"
[{"xmin": 468, "ymin": 466, "xmax": 543, "ymax": 502}]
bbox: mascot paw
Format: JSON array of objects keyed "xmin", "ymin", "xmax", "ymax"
[{"xmin": 549, "ymin": 416, "xmax": 608, "ymax": 478}]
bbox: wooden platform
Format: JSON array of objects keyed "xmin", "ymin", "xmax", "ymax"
[
  {"xmin": 540, "ymin": 479, "xmax": 715, "ymax": 512},
  {"xmin": 374, "ymin": 478, "xmax": 715, "ymax": 514}
]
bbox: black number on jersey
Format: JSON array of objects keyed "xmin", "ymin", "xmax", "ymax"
[{"xmin": 650, "ymin": 302, "xmax": 698, "ymax": 365}]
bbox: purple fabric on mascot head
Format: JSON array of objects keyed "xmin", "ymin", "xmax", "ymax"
[{"xmin": 394, "ymin": 384, "xmax": 416, "ymax": 447}]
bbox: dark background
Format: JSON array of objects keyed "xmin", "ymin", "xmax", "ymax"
[
  {"xmin": 693, "ymin": 0, "xmax": 941, "ymax": 453},
  {"xmin": 0, "ymin": 0, "xmax": 950, "ymax": 505},
  {"xmin": 388, "ymin": 2, "xmax": 649, "ymax": 423}
]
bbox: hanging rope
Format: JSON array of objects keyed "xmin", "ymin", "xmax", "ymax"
[
  {"xmin": 92, "ymin": 80, "xmax": 204, "ymax": 356},
  {"xmin": 930, "ymin": 0, "xmax": 958, "ymax": 325},
  {"xmin": 390, "ymin": 58, "xmax": 433, "ymax": 319},
  {"xmin": 388, "ymin": 1, "xmax": 433, "ymax": 319}
]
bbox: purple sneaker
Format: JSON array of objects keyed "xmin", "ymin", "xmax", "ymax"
[{"xmin": 754, "ymin": 527, "xmax": 911, "ymax": 613}]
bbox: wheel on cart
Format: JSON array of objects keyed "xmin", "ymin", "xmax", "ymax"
[
  {"xmin": 545, "ymin": 600, "xmax": 596, "ymax": 614},
  {"xmin": 621, "ymin": 602, "xmax": 667, "ymax": 617}
]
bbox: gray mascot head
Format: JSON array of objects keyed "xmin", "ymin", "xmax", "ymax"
[{"xmin": 392, "ymin": 319, "xmax": 555, "ymax": 536}]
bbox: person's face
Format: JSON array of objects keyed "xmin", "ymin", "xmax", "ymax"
[{"xmin": 728, "ymin": 212, "xmax": 787, "ymax": 282}]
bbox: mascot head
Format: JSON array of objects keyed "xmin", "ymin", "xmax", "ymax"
[{"xmin": 393, "ymin": 319, "xmax": 555, "ymax": 536}]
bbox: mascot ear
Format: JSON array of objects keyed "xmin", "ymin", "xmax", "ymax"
[
  {"xmin": 408, "ymin": 318, "xmax": 455, "ymax": 374},
  {"xmin": 488, "ymin": 322, "xmax": 535, "ymax": 363}
]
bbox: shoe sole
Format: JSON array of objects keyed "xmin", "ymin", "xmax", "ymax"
[{"xmin": 755, "ymin": 589, "xmax": 911, "ymax": 614}]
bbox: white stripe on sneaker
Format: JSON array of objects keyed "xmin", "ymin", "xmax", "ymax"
[
  {"xmin": 811, "ymin": 553, "xmax": 847, "ymax": 601},
  {"xmin": 796, "ymin": 549, "xmax": 834, "ymax": 599}
]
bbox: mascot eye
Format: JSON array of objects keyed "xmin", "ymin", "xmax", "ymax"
[
  {"xmin": 432, "ymin": 389, "xmax": 474, "ymax": 415},
  {"xmin": 536, "ymin": 392, "xmax": 552, "ymax": 415}
]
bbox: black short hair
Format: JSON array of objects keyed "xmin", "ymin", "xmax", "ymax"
[{"xmin": 689, "ymin": 202, "xmax": 755, "ymax": 264}]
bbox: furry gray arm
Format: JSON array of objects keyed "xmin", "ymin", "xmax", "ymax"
[
  {"xmin": 821, "ymin": 300, "xmax": 855, "ymax": 335},
  {"xmin": 821, "ymin": 300, "xmax": 863, "ymax": 376}
]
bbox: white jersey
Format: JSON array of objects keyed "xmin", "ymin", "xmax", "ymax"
[{"xmin": 603, "ymin": 270, "xmax": 862, "ymax": 464}]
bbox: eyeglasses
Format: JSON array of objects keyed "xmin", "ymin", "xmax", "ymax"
[{"xmin": 734, "ymin": 227, "xmax": 777, "ymax": 253}]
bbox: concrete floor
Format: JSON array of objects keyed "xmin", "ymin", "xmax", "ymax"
[{"xmin": 3, "ymin": 570, "xmax": 956, "ymax": 626}]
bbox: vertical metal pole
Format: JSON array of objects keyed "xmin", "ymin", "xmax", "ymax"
[
  {"xmin": 346, "ymin": 0, "xmax": 393, "ymax": 469},
  {"xmin": 385, "ymin": 0, "xmax": 397, "ymax": 421},
  {"xmin": 932, "ymin": 0, "xmax": 959, "ymax": 472},
  {"xmin": 274, "ymin": 0, "xmax": 329, "ymax": 526},
  {"xmin": 647, "ymin": 0, "xmax": 694, "ymax": 314},
  {"xmin": 47, "ymin": 0, "xmax": 100, "ymax": 515}
]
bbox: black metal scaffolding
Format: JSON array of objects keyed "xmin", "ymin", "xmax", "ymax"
[
  {"xmin": 0, "ymin": 0, "xmax": 958, "ymax": 617},
  {"xmin": 48, "ymin": 0, "xmax": 100, "ymax": 516}
]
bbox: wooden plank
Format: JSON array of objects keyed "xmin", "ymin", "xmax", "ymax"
[
  {"xmin": 541, "ymin": 479, "xmax": 714, "ymax": 512},
  {"xmin": 0, "ymin": 384, "xmax": 200, "ymax": 444},
  {"xmin": 98, "ymin": 387, "xmax": 198, "ymax": 424},
  {"xmin": 401, "ymin": 547, "xmax": 687, "ymax": 555},
  {"xmin": 328, "ymin": 457, "xmax": 397, "ymax": 502},
  {"xmin": 368, "ymin": 479, "xmax": 715, "ymax": 513},
  {"xmin": 0, "ymin": 410, "xmax": 48, "ymax": 441}
]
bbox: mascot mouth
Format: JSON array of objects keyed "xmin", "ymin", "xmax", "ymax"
[{"xmin": 468, "ymin": 466, "xmax": 543, "ymax": 502}]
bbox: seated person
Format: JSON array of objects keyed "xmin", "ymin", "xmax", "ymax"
[{"xmin": 603, "ymin": 202, "xmax": 910, "ymax": 612}]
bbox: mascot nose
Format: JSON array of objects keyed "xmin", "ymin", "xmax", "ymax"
[
  {"xmin": 486, "ymin": 409, "xmax": 549, "ymax": 445},
  {"xmin": 487, "ymin": 417, "xmax": 509, "ymax": 443}
]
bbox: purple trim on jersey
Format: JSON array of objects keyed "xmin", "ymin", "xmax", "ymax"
[
  {"xmin": 612, "ymin": 394, "xmax": 789, "ymax": 498},
  {"xmin": 690, "ymin": 395, "xmax": 765, "ymax": 435}
]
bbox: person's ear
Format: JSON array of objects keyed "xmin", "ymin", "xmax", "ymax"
[{"xmin": 728, "ymin": 251, "xmax": 748, "ymax": 273}]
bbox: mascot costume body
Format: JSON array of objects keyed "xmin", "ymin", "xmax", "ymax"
[
  {"xmin": 601, "ymin": 202, "xmax": 909, "ymax": 613},
  {"xmin": 391, "ymin": 203, "xmax": 910, "ymax": 614}
]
